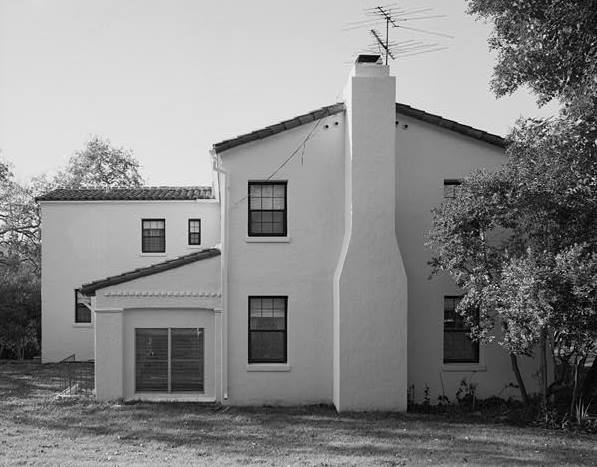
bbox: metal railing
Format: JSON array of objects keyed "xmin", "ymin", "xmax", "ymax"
[{"xmin": 58, "ymin": 355, "xmax": 94, "ymax": 396}]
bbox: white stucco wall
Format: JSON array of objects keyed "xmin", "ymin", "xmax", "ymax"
[
  {"xmin": 40, "ymin": 199, "xmax": 220, "ymax": 362},
  {"xmin": 219, "ymin": 112, "xmax": 345, "ymax": 405},
  {"xmin": 395, "ymin": 114, "xmax": 541, "ymax": 402}
]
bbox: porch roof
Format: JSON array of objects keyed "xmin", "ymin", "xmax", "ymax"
[{"xmin": 80, "ymin": 248, "xmax": 221, "ymax": 296}]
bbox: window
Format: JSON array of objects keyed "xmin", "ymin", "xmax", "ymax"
[
  {"xmin": 443, "ymin": 296, "xmax": 479, "ymax": 363},
  {"xmin": 248, "ymin": 182, "xmax": 287, "ymax": 236},
  {"xmin": 443, "ymin": 179, "xmax": 462, "ymax": 199},
  {"xmin": 135, "ymin": 328, "xmax": 204, "ymax": 392},
  {"xmin": 74, "ymin": 289, "xmax": 91, "ymax": 323},
  {"xmin": 142, "ymin": 219, "xmax": 165, "ymax": 253},
  {"xmin": 188, "ymin": 219, "xmax": 201, "ymax": 245},
  {"xmin": 248, "ymin": 296, "xmax": 287, "ymax": 363}
]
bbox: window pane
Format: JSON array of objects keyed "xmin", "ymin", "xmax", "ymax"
[
  {"xmin": 262, "ymin": 185, "xmax": 273, "ymax": 197},
  {"xmin": 75, "ymin": 304, "xmax": 91, "ymax": 323},
  {"xmin": 249, "ymin": 331, "xmax": 285, "ymax": 362},
  {"xmin": 444, "ymin": 331, "xmax": 479, "ymax": 363},
  {"xmin": 135, "ymin": 329, "xmax": 168, "ymax": 391},
  {"xmin": 250, "ymin": 195, "xmax": 262, "ymax": 209},
  {"xmin": 273, "ymin": 197, "xmax": 285, "ymax": 209},
  {"xmin": 261, "ymin": 197, "xmax": 273, "ymax": 209},
  {"xmin": 273, "ymin": 184, "xmax": 285, "ymax": 197},
  {"xmin": 443, "ymin": 296, "xmax": 478, "ymax": 363},
  {"xmin": 171, "ymin": 328, "xmax": 204, "ymax": 392}
]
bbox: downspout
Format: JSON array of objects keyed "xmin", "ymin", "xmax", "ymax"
[{"xmin": 210, "ymin": 148, "xmax": 229, "ymax": 401}]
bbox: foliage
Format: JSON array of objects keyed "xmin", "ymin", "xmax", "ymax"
[
  {"xmin": 0, "ymin": 272, "xmax": 40, "ymax": 359},
  {"xmin": 0, "ymin": 136, "xmax": 144, "ymax": 359},
  {"xmin": 55, "ymin": 135, "xmax": 144, "ymax": 189},
  {"xmin": 466, "ymin": 0, "xmax": 597, "ymax": 105}
]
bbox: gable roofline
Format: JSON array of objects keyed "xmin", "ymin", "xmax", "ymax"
[
  {"xmin": 80, "ymin": 248, "xmax": 221, "ymax": 296},
  {"xmin": 36, "ymin": 186, "xmax": 214, "ymax": 202},
  {"xmin": 213, "ymin": 103, "xmax": 345, "ymax": 154},
  {"xmin": 212, "ymin": 102, "xmax": 506, "ymax": 154},
  {"xmin": 395, "ymin": 103, "xmax": 506, "ymax": 148}
]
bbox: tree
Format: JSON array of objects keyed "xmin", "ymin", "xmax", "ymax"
[
  {"xmin": 0, "ymin": 137, "xmax": 145, "ymax": 359},
  {"xmin": 466, "ymin": 0, "xmax": 597, "ymax": 106},
  {"xmin": 427, "ymin": 108, "xmax": 597, "ymax": 407},
  {"xmin": 56, "ymin": 135, "xmax": 144, "ymax": 189},
  {"xmin": 0, "ymin": 272, "xmax": 40, "ymax": 360},
  {"xmin": 0, "ymin": 159, "xmax": 42, "ymax": 274}
]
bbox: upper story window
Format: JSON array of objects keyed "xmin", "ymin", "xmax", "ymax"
[
  {"xmin": 443, "ymin": 179, "xmax": 462, "ymax": 199},
  {"xmin": 75, "ymin": 289, "xmax": 91, "ymax": 323},
  {"xmin": 248, "ymin": 181, "xmax": 287, "ymax": 237},
  {"xmin": 248, "ymin": 296, "xmax": 287, "ymax": 364},
  {"xmin": 188, "ymin": 219, "xmax": 201, "ymax": 245},
  {"xmin": 142, "ymin": 219, "xmax": 165, "ymax": 253},
  {"xmin": 443, "ymin": 296, "xmax": 479, "ymax": 364}
]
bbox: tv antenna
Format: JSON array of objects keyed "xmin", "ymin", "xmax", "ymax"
[{"xmin": 343, "ymin": 3, "xmax": 453, "ymax": 64}]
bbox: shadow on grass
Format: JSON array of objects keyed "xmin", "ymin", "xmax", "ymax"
[{"xmin": 2, "ymin": 361, "xmax": 597, "ymax": 465}]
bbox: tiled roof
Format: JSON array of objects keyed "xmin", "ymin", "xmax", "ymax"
[
  {"xmin": 36, "ymin": 186, "xmax": 214, "ymax": 202},
  {"xmin": 395, "ymin": 103, "xmax": 506, "ymax": 148},
  {"xmin": 79, "ymin": 248, "xmax": 221, "ymax": 296},
  {"xmin": 213, "ymin": 103, "xmax": 345, "ymax": 153},
  {"xmin": 212, "ymin": 101, "xmax": 506, "ymax": 153}
]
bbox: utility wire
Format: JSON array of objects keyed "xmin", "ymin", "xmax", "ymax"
[{"xmin": 230, "ymin": 118, "xmax": 325, "ymax": 208}]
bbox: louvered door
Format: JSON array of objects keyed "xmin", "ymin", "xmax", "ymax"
[{"xmin": 135, "ymin": 327, "xmax": 204, "ymax": 393}]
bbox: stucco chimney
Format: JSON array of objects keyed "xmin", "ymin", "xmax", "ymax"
[{"xmin": 332, "ymin": 54, "xmax": 408, "ymax": 411}]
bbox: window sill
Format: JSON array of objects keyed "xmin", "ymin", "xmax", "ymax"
[
  {"xmin": 245, "ymin": 236, "xmax": 290, "ymax": 243},
  {"xmin": 139, "ymin": 253, "xmax": 167, "ymax": 257},
  {"xmin": 72, "ymin": 323, "xmax": 93, "ymax": 328},
  {"xmin": 130, "ymin": 393, "xmax": 213, "ymax": 403},
  {"xmin": 246, "ymin": 363, "xmax": 291, "ymax": 372},
  {"xmin": 187, "ymin": 245, "xmax": 203, "ymax": 249},
  {"xmin": 442, "ymin": 363, "xmax": 486, "ymax": 372}
]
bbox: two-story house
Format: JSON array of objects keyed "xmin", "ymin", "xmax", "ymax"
[{"xmin": 37, "ymin": 55, "xmax": 541, "ymax": 410}]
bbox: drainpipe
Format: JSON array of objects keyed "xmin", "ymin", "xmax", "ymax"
[{"xmin": 210, "ymin": 148, "xmax": 229, "ymax": 401}]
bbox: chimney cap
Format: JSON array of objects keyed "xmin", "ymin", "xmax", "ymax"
[{"xmin": 355, "ymin": 54, "xmax": 382, "ymax": 64}]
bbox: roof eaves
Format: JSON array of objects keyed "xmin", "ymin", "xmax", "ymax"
[
  {"xmin": 80, "ymin": 248, "xmax": 221, "ymax": 296},
  {"xmin": 395, "ymin": 103, "xmax": 506, "ymax": 148},
  {"xmin": 213, "ymin": 103, "xmax": 345, "ymax": 154}
]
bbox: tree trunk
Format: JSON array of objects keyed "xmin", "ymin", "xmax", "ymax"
[
  {"xmin": 581, "ymin": 355, "xmax": 597, "ymax": 401},
  {"xmin": 570, "ymin": 359, "xmax": 580, "ymax": 420},
  {"xmin": 540, "ymin": 329, "xmax": 549, "ymax": 407},
  {"xmin": 510, "ymin": 353, "xmax": 529, "ymax": 406}
]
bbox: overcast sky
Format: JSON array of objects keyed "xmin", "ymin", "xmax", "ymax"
[{"xmin": 0, "ymin": 0, "xmax": 558, "ymax": 186}]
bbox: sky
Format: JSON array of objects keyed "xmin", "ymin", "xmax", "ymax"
[{"xmin": 0, "ymin": 0, "xmax": 559, "ymax": 187}]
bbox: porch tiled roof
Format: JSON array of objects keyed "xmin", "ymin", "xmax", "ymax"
[
  {"xmin": 36, "ymin": 186, "xmax": 214, "ymax": 202},
  {"xmin": 80, "ymin": 248, "xmax": 221, "ymax": 296}
]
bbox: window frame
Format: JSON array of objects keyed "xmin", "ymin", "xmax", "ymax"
[
  {"xmin": 248, "ymin": 295, "xmax": 288, "ymax": 364},
  {"xmin": 443, "ymin": 295, "xmax": 479, "ymax": 364},
  {"xmin": 247, "ymin": 181, "xmax": 288, "ymax": 237},
  {"xmin": 74, "ymin": 289, "xmax": 91, "ymax": 324},
  {"xmin": 134, "ymin": 327, "xmax": 205, "ymax": 393},
  {"xmin": 188, "ymin": 218, "xmax": 202, "ymax": 246},
  {"xmin": 141, "ymin": 218, "xmax": 166, "ymax": 253},
  {"xmin": 443, "ymin": 179, "xmax": 462, "ymax": 199}
]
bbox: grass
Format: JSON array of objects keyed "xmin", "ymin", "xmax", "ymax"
[{"xmin": 1, "ymin": 362, "xmax": 597, "ymax": 466}]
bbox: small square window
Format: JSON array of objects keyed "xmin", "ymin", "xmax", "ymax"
[
  {"xmin": 443, "ymin": 179, "xmax": 462, "ymax": 199},
  {"xmin": 443, "ymin": 296, "xmax": 479, "ymax": 364},
  {"xmin": 142, "ymin": 219, "xmax": 165, "ymax": 253},
  {"xmin": 248, "ymin": 296, "xmax": 287, "ymax": 363},
  {"xmin": 248, "ymin": 182, "xmax": 287, "ymax": 236},
  {"xmin": 75, "ymin": 289, "xmax": 91, "ymax": 323},
  {"xmin": 188, "ymin": 219, "xmax": 201, "ymax": 245}
]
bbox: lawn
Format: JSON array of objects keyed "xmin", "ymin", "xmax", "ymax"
[{"xmin": 1, "ymin": 361, "xmax": 596, "ymax": 466}]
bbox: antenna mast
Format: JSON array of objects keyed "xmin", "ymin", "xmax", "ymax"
[{"xmin": 344, "ymin": 3, "xmax": 453, "ymax": 64}]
